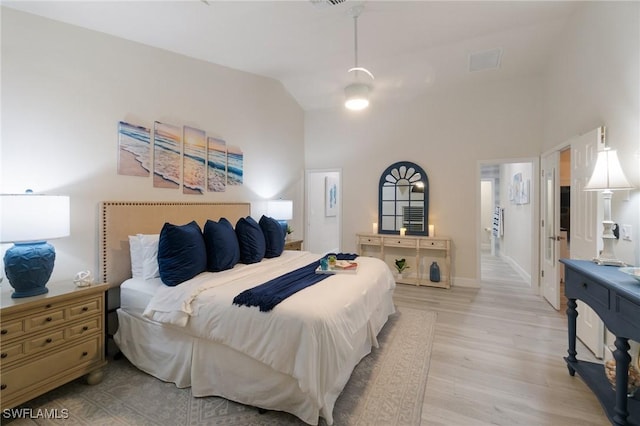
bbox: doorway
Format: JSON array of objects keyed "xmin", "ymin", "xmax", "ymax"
[{"xmin": 478, "ymin": 160, "xmax": 536, "ymax": 286}]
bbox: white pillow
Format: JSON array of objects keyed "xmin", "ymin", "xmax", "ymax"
[
  {"xmin": 139, "ymin": 234, "xmax": 160, "ymax": 280},
  {"xmin": 129, "ymin": 235, "xmax": 144, "ymax": 278},
  {"xmin": 129, "ymin": 234, "xmax": 160, "ymax": 280}
]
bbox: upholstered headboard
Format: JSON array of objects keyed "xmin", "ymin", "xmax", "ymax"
[{"xmin": 99, "ymin": 201, "xmax": 251, "ymax": 287}]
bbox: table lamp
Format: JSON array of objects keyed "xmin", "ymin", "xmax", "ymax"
[
  {"xmin": 584, "ymin": 148, "xmax": 633, "ymax": 266},
  {"xmin": 1, "ymin": 193, "xmax": 70, "ymax": 298},
  {"xmin": 266, "ymin": 200, "xmax": 293, "ymax": 239}
]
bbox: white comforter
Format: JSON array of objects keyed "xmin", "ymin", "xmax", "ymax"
[{"xmin": 143, "ymin": 251, "xmax": 395, "ymax": 419}]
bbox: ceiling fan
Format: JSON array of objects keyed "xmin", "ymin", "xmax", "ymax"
[{"xmin": 344, "ymin": 4, "xmax": 374, "ymax": 111}]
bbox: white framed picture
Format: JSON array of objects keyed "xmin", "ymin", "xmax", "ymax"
[{"xmin": 325, "ymin": 176, "xmax": 338, "ymax": 217}]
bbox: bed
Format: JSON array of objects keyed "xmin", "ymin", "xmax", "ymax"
[{"xmin": 100, "ymin": 201, "xmax": 396, "ymax": 425}]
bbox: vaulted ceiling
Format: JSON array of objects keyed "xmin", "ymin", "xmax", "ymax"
[{"xmin": 3, "ymin": 1, "xmax": 582, "ymax": 110}]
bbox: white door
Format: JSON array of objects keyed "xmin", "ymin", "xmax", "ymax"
[
  {"xmin": 570, "ymin": 127, "xmax": 605, "ymax": 358},
  {"xmin": 305, "ymin": 169, "xmax": 341, "ymax": 254},
  {"xmin": 540, "ymin": 151, "xmax": 560, "ymax": 310}
]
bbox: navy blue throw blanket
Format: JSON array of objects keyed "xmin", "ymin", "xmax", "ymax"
[
  {"xmin": 324, "ymin": 253, "xmax": 358, "ymax": 261},
  {"xmin": 233, "ymin": 253, "xmax": 359, "ymax": 312},
  {"xmin": 233, "ymin": 260, "xmax": 327, "ymax": 312}
]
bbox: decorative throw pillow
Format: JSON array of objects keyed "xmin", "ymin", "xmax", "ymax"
[
  {"xmin": 235, "ymin": 216, "xmax": 266, "ymax": 264},
  {"xmin": 157, "ymin": 221, "xmax": 206, "ymax": 286},
  {"xmin": 203, "ymin": 218, "xmax": 240, "ymax": 272},
  {"xmin": 259, "ymin": 215, "xmax": 285, "ymax": 258}
]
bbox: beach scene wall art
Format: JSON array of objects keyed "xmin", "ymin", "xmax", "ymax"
[
  {"xmin": 227, "ymin": 145, "xmax": 244, "ymax": 186},
  {"xmin": 153, "ymin": 121, "xmax": 182, "ymax": 189},
  {"xmin": 207, "ymin": 136, "xmax": 227, "ymax": 192},
  {"xmin": 118, "ymin": 121, "xmax": 151, "ymax": 177},
  {"xmin": 118, "ymin": 118, "xmax": 244, "ymax": 192},
  {"xmin": 183, "ymin": 126, "xmax": 206, "ymax": 194}
]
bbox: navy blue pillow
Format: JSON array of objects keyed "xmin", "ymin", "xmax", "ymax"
[
  {"xmin": 203, "ymin": 218, "xmax": 240, "ymax": 272},
  {"xmin": 235, "ymin": 216, "xmax": 266, "ymax": 264},
  {"xmin": 158, "ymin": 221, "xmax": 206, "ymax": 286},
  {"xmin": 259, "ymin": 215, "xmax": 285, "ymax": 258}
]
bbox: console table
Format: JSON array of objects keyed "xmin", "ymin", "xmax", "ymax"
[
  {"xmin": 561, "ymin": 259, "xmax": 640, "ymax": 425},
  {"xmin": 357, "ymin": 233, "xmax": 451, "ymax": 288}
]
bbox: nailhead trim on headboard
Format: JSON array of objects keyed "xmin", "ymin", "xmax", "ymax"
[{"xmin": 99, "ymin": 201, "xmax": 251, "ymax": 287}]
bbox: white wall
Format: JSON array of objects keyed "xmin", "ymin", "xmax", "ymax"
[
  {"xmin": 500, "ymin": 162, "xmax": 533, "ymax": 281},
  {"xmin": 305, "ymin": 76, "xmax": 544, "ymax": 283},
  {"xmin": 543, "ymin": 1, "xmax": 640, "ymax": 266},
  {"xmin": 1, "ymin": 9, "xmax": 305, "ymax": 283}
]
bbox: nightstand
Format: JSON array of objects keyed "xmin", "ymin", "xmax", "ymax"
[
  {"xmin": 0, "ymin": 281, "xmax": 108, "ymax": 410},
  {"xmin": 284, "ymin": 239, "xmax": 303, "ymax": 251}
]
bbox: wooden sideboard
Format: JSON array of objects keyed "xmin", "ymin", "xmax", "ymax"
[
  {"xmin": 561, "ymin": 259, "xmax": 640, "ymax": 425},
  {"xmin": 357, "ymin": 233, "xmax": 451, "ymax": 289}
]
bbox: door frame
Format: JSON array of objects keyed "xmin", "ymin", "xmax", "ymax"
[
  {"xmin": 476, "ymin": 158, "xmax": 540, "ymax": 290},
  {"xmin": 540, "ymin": 149, "xmax": 561, "ymax": 309}
]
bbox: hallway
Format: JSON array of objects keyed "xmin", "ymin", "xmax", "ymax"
[{"xmin": 481, "ymin": 251, "xmax": 528, "ymax": 285}]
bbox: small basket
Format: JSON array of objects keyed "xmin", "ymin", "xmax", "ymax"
[{"xmin": 604, "ymin": 359, "xmax": 640, "ymax": 396}]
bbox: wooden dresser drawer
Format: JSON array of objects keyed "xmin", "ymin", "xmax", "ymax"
[
  {"xmin": 67, "ymin": 317, "xmax": 101, "ymax": 339},
  {"xmin": 26, "ymin": 329, "xmax": 66, "ymax": 353},
  {"xmin": 0, "ymin": 319, "xmax": 25, "ymax": 341},
  {"xmin": 359, "ymin": 236, "xmax": 381, "ymax": 245},
  {"xmin": 0, "ymin": 336, "xmax": 101, "ymax": 404},
  {"xmin": 566, "ymin": 270, "xmax": 610, "ymax": 311},
  {"xmin": 419, "ymin": 239, "xmax": 447, "ymax": 249},
  {"xmin": 384, "ymin": 238, "xmax": 417, "ymax": 248},
  {"xmin": 68, "ymin": 297, "xmax": 102, "ymax": 319},
  {"xmin": 28, "ymin": 309, "xmax": 66, "ymax": 333},
  {"xmin": 0, "ymin": 342, "xmax": 24, "ymax": 367},
  {"xmin": 616, "ymin": 294, "xmax": 640, "ymax": 331}
]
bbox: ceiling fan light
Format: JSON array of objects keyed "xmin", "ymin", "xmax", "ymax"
[{"xmin": 344, "ymin": 82, "xmax": 370, "ymax": 110}]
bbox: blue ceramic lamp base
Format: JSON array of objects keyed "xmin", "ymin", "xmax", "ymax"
[{"xmin": 4, "ymin": 241, "xmax": 55, "ymax": 298}]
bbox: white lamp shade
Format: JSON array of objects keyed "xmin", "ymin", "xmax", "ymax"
[
  {"xmin": 1, "ymin": 194, "xmax": 70, "ymax": 243},
  {"xmin": 344, "ymin": 82, "xmax": 370, "ymax": 111},
  {"xmin": 266, "ymin": 200, "xmax": 293, "ymax": 221},
  {"xmin": 584, "ymin": 149, "xmax": 633, "ymax": 191}
]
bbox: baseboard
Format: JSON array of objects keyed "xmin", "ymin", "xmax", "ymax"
[
  {"xmin": 501, "ymin": 254, "xmax": 531, "ymax": 284},
  {"xmin": 452, "ymin": 276, "xmax": 480, "ymax": 288}
]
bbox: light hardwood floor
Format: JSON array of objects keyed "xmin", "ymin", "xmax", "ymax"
[{"xmin": 393, "ymin": 280, "xmax": 609, "ymax": 426}]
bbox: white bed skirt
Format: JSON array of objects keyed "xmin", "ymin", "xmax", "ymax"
[{"xmin": 114, "ymin": 293, "xmax": 395, "ymax": 425}]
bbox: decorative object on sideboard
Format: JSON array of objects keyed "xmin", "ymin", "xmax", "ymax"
[
  {"xmin": 429, "ymin": 261, "xmax": 441, "ymax": 283},
  {"xmin": 73, "ymin": 270, "xmax": 94, "ymax": 287},
  {"xmin": 604, "ymin": 345, "xmax": 640, "ymax": 397},
  {"xmin": 394, "ymin": 258, "xmax": 409, "ymax": 279},
  {"xmin": 619, "ymin": 267, "xmax": 640, "ymax": 283},
  {"xmin": 266, "ymin": 199, "xmax": 293, "ymax": 240},
  {"xmin": 428, "ymin": 224, "xmax": 435, "ymax": 237},
  {"xmin": 344, "ymin": 4, "xmax": 374, "ymax": 111},
  {"xmin": 1, "ymin": 192, "xmax": 70, "ymax": 298},
  {"xmin": 584, "ymin": 146, "xmax": 634, "ymax": 266},
  {"xmin": 372, "ymin": 222, "xmax": 378, "ymax": 234}
]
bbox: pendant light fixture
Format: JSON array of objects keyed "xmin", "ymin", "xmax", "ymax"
[{"xmin": 344, "ymin": 5, "xmax": 374, "ymax": 111}]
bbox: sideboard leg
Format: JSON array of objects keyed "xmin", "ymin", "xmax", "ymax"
[
  {"xmin": 566, "ymin": 298, "xmax": 578, "ymax": 368},
  {"xmin": 612, "ymin": 337, "xmax": 631, "ymax": 426}
]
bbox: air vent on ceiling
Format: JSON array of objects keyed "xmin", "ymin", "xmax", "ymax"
[
  {"xmin": 310, "ymin": 0, "xmax": 348, "ymax": 8},
  {"xmin": 469, "ymin": 48, "xmax": 503, "ymax": 72}
]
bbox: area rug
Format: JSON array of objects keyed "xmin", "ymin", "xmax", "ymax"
[{"xmin": 5, "ymin": 307, "xmax": 436, "ymax": 426}]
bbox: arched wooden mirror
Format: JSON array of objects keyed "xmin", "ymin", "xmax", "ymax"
[{"xmin": 378, "ymin": 161, "xmax": 429, "ymax": 236}]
